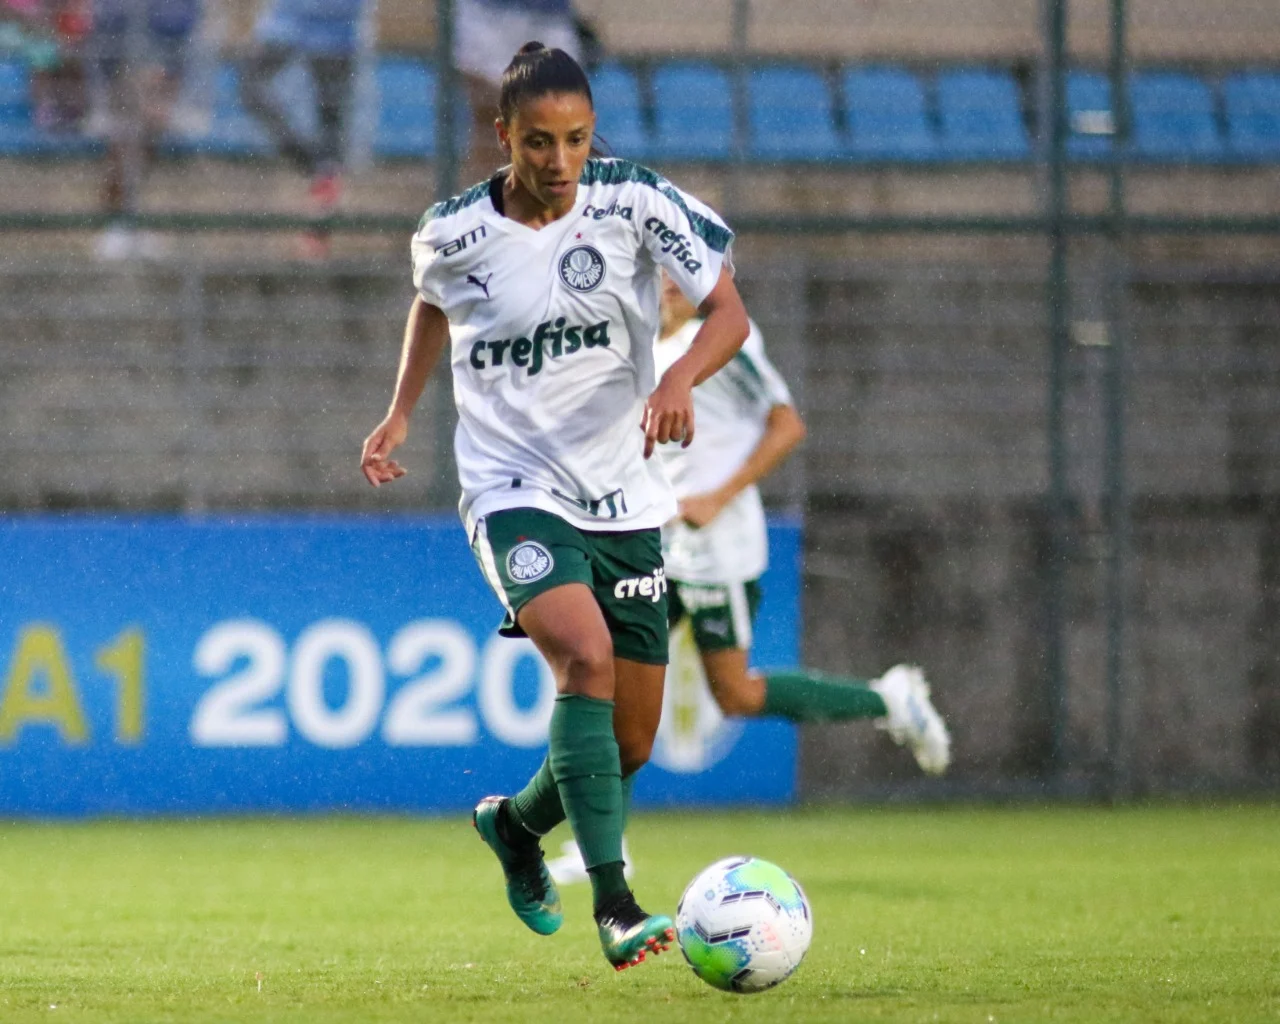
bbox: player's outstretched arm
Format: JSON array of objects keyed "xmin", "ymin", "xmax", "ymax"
[
  {"xmin": 679, "ymin": 403, "xmax": 807, "ymax": 528},
  {"xmin": 643, "ymin": 268, "xmax": 748, "ymax": 458},
  {"xmin": 361, "ymin": 296, "xmax": 450, "ymax": 487}
]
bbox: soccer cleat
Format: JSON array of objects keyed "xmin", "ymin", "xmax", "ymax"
[
  {"xmin": 472, "ymin": 796, "xmax": 563, "ymax": 935},
  {"xmin": 595, "ymin": 892, "xmax": 675, "ymax": 971},
  {"xmin": 871, "ymin": 664, "xmax": 952, "ymax": 775}
]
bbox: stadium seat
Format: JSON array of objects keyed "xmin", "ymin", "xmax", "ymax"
[
  {"xmin": 376, "ymin": 57, "xmax": 436, "ymax": 159},
  {"xmin": 1222, "ymin": 71, "xmax": 1280, "ymax": 161},
  {"xmin": 0, "ymin": 57, "xmax": 101, "ymax": 156},
  {"xmin": 1129, "ymin": 70, "xmax": 1223, "ymax": 162},
  {"xmin": 0, "ymin": 59, "xmax": 38, "ymax": 155},
  {"xmin": 936, "ymin": 68, "xmax": 1029, "ymax": 161},
  {"xmin": 1066, "ymin": 70, "xmax": 1116, "ymax": 160},
  {"xmin": 840, "ymin": 66, "xmax": 936, "ymax": 162},
  {"xmin": 185, "ymin": 63, "xmax": 273, "ymax": 157},
  {"xmin": 589, "ymin": 62, "xmax": 648, "ymax": 159},
  {"xmin": 650, "ymin": 61, "xmax": 733, "ymax": 161},
  {"xmin": 375, "ymin": 57, "xmax": 469, "ymax": 160},
  {"xmin": 747, "ymin": 65, "xmax": 840, "ymax": 161},
  {"xmin": 0, "ymin": 59, "xmax": 29, "ymax": 119}
]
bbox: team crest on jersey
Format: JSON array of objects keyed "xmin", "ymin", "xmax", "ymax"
[
  {"xmin": 558, "ymin": 245, "xmax": 606, "ymax": 293},
  {"xmin": 507, "ymin": 541, "xmax": 554, "ymax": 583}
]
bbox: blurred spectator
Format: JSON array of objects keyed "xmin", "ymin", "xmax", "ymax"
[
  {"xmin": 1, "ymin": 0, "xmax": 90, "ymax": 131},
  {"xmin": 241, "ymin": 0, "xmax": 367, "ymax": 258},
  {"xmin": 453, "ymin": 0, "xmax": 582, "ymax": 182},
  {"xmin": 91, "ymin": 0, "xmax": 202, "ymax": 259}
]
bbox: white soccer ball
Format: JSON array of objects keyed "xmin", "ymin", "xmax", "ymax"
[{"xmin": 675, "ymin": 855, "xmax": 813, "ymax": 993}]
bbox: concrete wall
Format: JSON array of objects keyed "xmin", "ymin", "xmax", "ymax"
[
  {"xmin": 1, "ymin": 256, "xmax": 1277, "ymax": 796},
  {"xmin": 770, "ymin": 263, "xmax": 1280, "ymax": 797}
]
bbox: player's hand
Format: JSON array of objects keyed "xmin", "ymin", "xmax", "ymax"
[
  {"xmin": 678, "ymin": 491, "xmax": 727, "ymax": 529},
  {"xmin": 642, "ymin": 369, "xmax": 695, "ymax": 459},
  {"xmin": 360, "ymin": 411, "xmax": 410, "ymax": 487}
]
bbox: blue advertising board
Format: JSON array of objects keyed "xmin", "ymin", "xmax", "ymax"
[{"xmin": 0, "ymin": 516, "xmax": 799, "ymax": 817}]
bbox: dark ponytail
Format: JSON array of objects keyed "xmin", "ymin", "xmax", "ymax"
[{"xmin": 498, "ymin": 41, "xmax": 593, "ymax": 124}]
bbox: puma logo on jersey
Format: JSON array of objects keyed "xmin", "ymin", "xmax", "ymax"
[
  {"xmin": 468, "ymin": 318, "xmax": 611, "ymax": 376},
  {"xmin": 466, "ymin": 272, "xmax": 492, "ymax": 298},
  {"xmin": 644, "ymin": 217, "xmax": 703, "ymax": 274},
  {"xmin": 582, "ymin": 200, "xmax": 633, "ymax": 222},
  {"xmin": 435, "ymin": 225, "xmax": 487, "ymax": 257},
  {"xmin": 613, "ymin": 566, "xmax": 667, "ymax": 603}
]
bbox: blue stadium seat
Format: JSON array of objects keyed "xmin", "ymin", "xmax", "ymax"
[
  {"xmin": 0, "ymin": 121, "xmax": 42, "ymax": 156},
  {"xmin": 375, "ymin": 58, "xmax": 468, "ymax": 160},
  {"xmin": 0, "ymin": 59, "xmax": 30, "ymax": 120},
  {"xmin": 650, "ymin": 62, "xmax": 733, "ymax": 160},
  {"xmin": 186, "ymin": 63, "xmax": 272, "ymax": 156},
  {"xmin": 840, "ymin": 66, "xmax": 936, "ymax": 162},
  {"xmin": 1222, "ymin": 71, "xmax": 1280, "ymax": 161},
  {"xmin": 1066, "ymin": 70, "xmax": 1116, "ymax": 160},
  {"xmin": 376, "ymin": 57, "xmax": 435, "ymax": 159},
  {"xmin": 589, "ymin": 62, "xmax": 648, "ymax": 159},
  {"xmin": 1129, "ymin": 70, "xmax": 1222, "ymax": 161},
  {"xmin": 747, "ymin": 65, "xmax": 840, "ymax": 161},
  {"xmin": 0, "ymin": 58, "xmax": 101, "ymax": 156},
  {"xmin": 936, "ymin": 68, "xmax": 1029, "ymax": 160}
]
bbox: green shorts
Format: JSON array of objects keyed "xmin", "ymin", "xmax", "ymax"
[
  {"xmin": 667, "ymin": 578, "xmax": 763, "ymax": 653},
  {"xmin": 471, "ymin": 507, "xmax": 669, "ymax": 665}
]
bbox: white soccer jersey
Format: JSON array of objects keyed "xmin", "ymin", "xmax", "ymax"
[
  {"xmin": 411, "ymin": 158, "xmax": 735, "ymax": 538},
  {"xmin": 656, "ymin": 318, "xmax": 794, "ymax": 584}
]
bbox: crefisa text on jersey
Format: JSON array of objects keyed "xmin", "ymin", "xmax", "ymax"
[
  {"xmin": 581, "ymin": 201, "xmax": 633, "ymax": 222},
  {"xmin": 468, "ymin": 317, "xmax": 611, "ymax": 376},
  {"xmin": 644, "ymin": 216, "xmax": 703, "ymax": 274}
]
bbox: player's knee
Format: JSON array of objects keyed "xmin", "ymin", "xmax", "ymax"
[
  {"xmin": 709, "ymin": 675, "xmax": 763, "ymax": 717},
  {"xmin": 559, "ymin": 634, "xmax": 614, "ymax": 696}
]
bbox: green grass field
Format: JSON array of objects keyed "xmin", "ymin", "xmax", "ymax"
[{"xmin": 1, "ymin": 805, "xmax": 1277, "ymax": 1023}]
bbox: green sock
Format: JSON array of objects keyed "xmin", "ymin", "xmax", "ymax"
[
  {"xmin": 761, "ymin": 669, "xmax": 888, "ymax": 722},
  {"xmin": 620, "ymin": 773, "xmax": 635, "ymax": 834},
  {"xmin": 506, "ymin": 739, "xmax": 639, "ymax": 874},
  {"xmin": 547, "ymin": 694, "xmax": 628, "ymax": 911},
  {"xmin": 507, "ymin": 757, "xmax": 565, "ymax": 838}
]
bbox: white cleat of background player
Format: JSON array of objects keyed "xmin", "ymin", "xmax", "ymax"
[
  {"xmin": 548, "ymin": 840, "xmax": 634, "ymax": 886},
  {"xmin": 871, "ymin": 664, "xmax": 952, "ymax": 775}
]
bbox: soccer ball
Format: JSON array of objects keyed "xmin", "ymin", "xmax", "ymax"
[{"xmin": 675, "ymin": 855, "xmax": 813, "ymax": 993}]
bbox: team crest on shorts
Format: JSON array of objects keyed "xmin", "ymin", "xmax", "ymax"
[
  {"xmin": 507, "ymin": 540, "xmax": 554, "ymax": 583},
  {"xmin": 558, "ymin": 245, "xmax": 606, "ymax": 292}
]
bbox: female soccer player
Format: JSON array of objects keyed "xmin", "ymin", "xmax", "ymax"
[{"xmin": 359, "ymin": 43, "xmax": 749, "ymax": 971}]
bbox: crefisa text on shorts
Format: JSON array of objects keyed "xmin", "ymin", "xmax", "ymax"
[{"xmin": 613, "ymin": 565, "xmax": 668, "ymax": 602}]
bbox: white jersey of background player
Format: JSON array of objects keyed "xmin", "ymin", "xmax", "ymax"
[
  {"xmin": 410, "ymin": 159, "xmax": 734, "ymax": 537},
  {"xmin": 655, "ymin": 315, "xmax": 793, "ymax": 588}
]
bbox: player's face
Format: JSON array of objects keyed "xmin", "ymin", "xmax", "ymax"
[{"xmin": 498, "ymin": 91, "xmax": 595, "ymax": 212}]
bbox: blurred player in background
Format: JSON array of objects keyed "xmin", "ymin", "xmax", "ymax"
[
  {"xmin": 549, "ymin": 272, "xmax": 951, "ymax": 884},
  {"xmin": 360, "ymin": 43, "xmax": 749, "ymax": 971}
]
